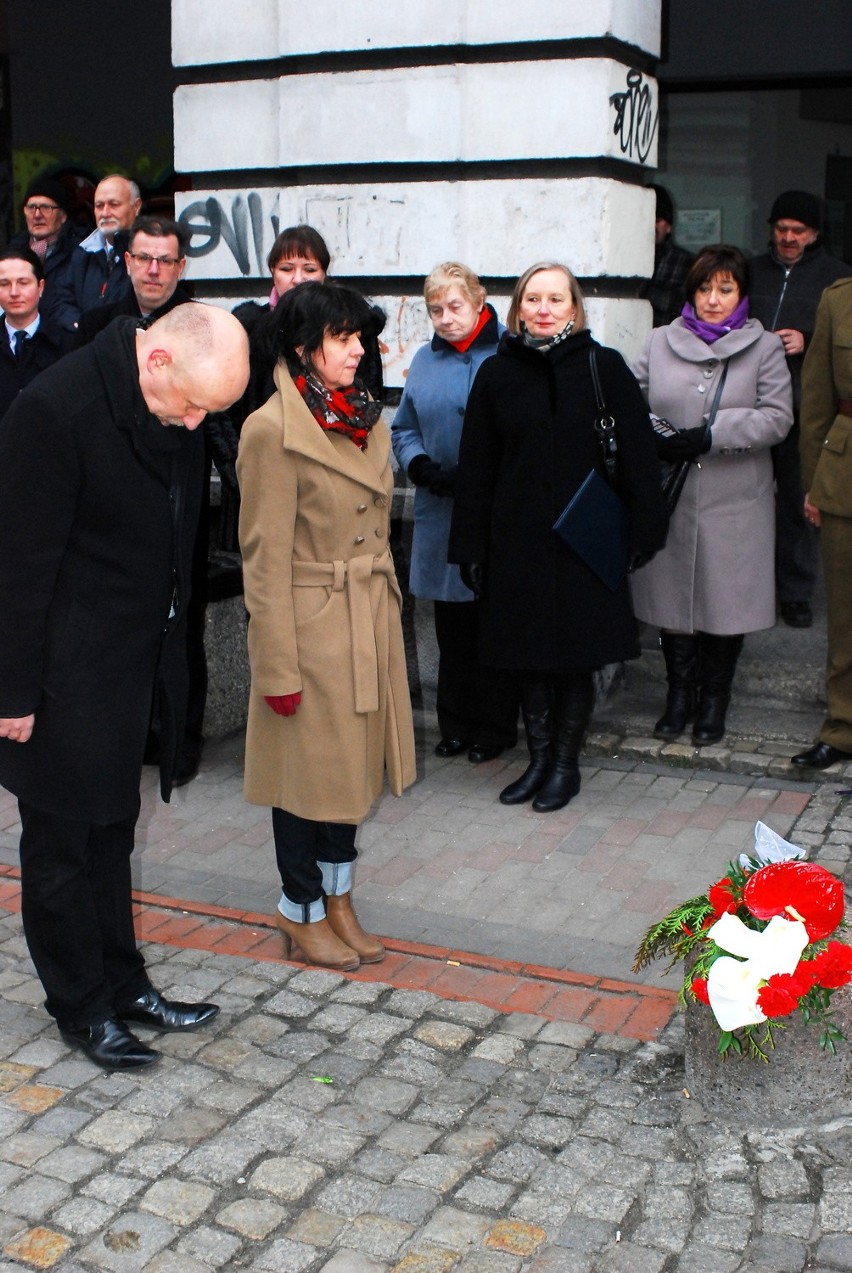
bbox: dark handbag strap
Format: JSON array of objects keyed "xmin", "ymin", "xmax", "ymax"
[
  {"xmin": 702, "ymin": 361, "xmax": 729, "ymax": 443},
  {"xmin": 589, "ymin": 348, "xmax": 618, "ymax": 486}
]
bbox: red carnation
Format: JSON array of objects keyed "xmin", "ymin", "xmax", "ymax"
[
  {"xmin": 742, "ymin": 861, "xmax": 844, "ymax": 941},
  {"xmin": 757, "ymin": 980, "xmax": 799, "ymax": 1018},
  {"xmin": 810, "ymin": 941, "xmax": 852, "ymax": 990},
  {"xmin": 691, "ymin": 977, "xmax": 710, "ymax": 1004},
  {"xmin": 708, "ymin": 877, "xmax": 737, "ymax": 918},
  {"xmin": 789, "ymin": 961, "xmax": 820, "ymax": 996}
]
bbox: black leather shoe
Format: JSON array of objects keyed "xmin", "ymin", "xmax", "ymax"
[
  {"xmin": 116, "ymin": 988, "xmax": 220, "ymax": 1032},
  {"xmin": 434, "ymin": 736, "xmax": 467, "ymax": 757},
  {"xmin": 59, "ymin": 1019, "xmax": 160, "ymax": 1070},
  {"xmin": 780, "ymin": 602, "xmax": 813, "ymax": 629},
  {"xmin": 468, "ymin": 744, "xmax": 504, "ymax": 763},
  {"xmin": 791, "ymin": 741, "xmax": 852, "ymax": 770}
]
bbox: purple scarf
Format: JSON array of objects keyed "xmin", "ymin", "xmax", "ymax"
[{"xmin": 680, "ymin": 296, "xmax": 749, "ymax": 344}]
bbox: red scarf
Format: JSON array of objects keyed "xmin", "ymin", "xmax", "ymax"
[{"xmin": 292, "ymin": 367, "xmax": 381, "ymax": 450}]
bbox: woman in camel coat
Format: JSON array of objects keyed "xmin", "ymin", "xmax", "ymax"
[{"xmin": 237, "ymin": 282, "xmax": 415, "ymax": 971}]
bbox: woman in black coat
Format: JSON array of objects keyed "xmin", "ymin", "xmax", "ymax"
[{"xmin": 449, "ymin": 262, "xmax": 667, "ymax": 811}]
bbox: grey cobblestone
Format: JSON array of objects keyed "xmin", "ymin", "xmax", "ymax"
[{"xmin": 1, "ymin": 737, "xmax": 851, "ymax": 1272}]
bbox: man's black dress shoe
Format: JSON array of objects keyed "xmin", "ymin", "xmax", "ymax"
[
  {"xmin": 434, "ymin": 736, "xmax": 467, "ymax": 757},
  {"xmin": 791, "ymin": 741, "xmax": 852, "ymax": 770},
  {"xmin": 59, "ymin": 1019, "xmax": 160, "ymax": 1070},
  {"xmin": 116, "ymin": 988, "xmax": 220, "ymax": 1032},
  {"xmin": 468, "ymin": 744, "xmax": 504, "ymax": 764},
  {"xmin": 780, "ymin": 601, "xmax": 813, "ymax": 629}
]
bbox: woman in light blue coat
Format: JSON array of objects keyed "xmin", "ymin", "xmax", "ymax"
[{"xmin": 392, "ymin": 262, "xmax": 518, "ymax": 761}]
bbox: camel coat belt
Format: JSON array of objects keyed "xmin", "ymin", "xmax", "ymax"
[
  {"xmin": 291, "ymin": 550, "xmax": 402, "ymax": 715},
  {"xmin": 237, "ymin": 364, "xmax": 416, "ymax": 823}
]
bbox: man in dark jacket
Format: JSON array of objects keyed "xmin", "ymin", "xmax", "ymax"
[
  {"xmin": 9, "ymin": 178, "xmax": 83, "ymax": 328},
  {"xmin": 74, "ymin": 215, "xmax": 192, "ymax": 346},
  {"xmin": 0, "ymin": 248, "xmax": 68, "ymax": 419},
  {"xmin": 641, "ymin": 185, "xmax": 695, "ymax": 327},
  {"xmin": 0, "ymin": 304, "xmax": 249, "ymax": 1070},
  {"xmin": 749, "ymin": 190, "xmax": 852, "ymax": 628},
  {"xmin": 51, "ymin": 174, "xmax": 142, "ymax": 335}
]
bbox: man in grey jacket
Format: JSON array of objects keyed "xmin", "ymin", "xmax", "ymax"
[{"xmin": 749, "ymin": 190, "xmax": 852, "ymax": 629}]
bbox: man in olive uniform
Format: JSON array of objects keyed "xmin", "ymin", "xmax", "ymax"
[{"xmin": 793, "ymin": 277, "xmax": 852, "ymax": 769}]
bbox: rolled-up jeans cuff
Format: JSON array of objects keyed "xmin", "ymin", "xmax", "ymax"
[
  {"xmin": 318, "ymin": 860, "xmax": 353, "ymax": 897},
  {"xmin": 278, "ymin": 894, "xmax": 326, "ymax": 924}
]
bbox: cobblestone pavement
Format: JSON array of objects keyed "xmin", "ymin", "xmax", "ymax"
[
  {"xmin": 0, "ymin": 713, "xmax": 851, "ymax": 1269},
  {"xmin": 0, "ymin": 893, "xmax": 851, "ymax": 1273}
]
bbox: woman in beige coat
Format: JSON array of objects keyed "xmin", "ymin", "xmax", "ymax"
[
  {"xmin": 237, "ymin": 283, "xmax": 416, "ymax": 970},
  {"xmin": 631, "ymin": 245, "xmax": 793, "ymax": 746}
]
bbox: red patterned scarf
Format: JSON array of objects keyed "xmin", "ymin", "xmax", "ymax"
[{"xmin": 292, "ymin": 366, "xmax": 382, "ymax": 450}]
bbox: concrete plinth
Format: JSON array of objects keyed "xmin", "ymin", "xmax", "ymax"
[{"xmin": 685, "ymin": 984, "xmax": 852, "ymax": 1127}]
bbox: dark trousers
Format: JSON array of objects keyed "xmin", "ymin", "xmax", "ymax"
[
  {"xmin": 18, "ymin": 801, "xmax": 149, "ymax": 1029},
  {"xmin": 272, "ymin": 808, "xmax": 358, "ymax": 914},
  {"xmin": 773, "ymin": 420, "xmax": 819, "ymax": 604},
  {"xmin": 433, "ymin": 600, "xmax": 519, "ymax": 746}
]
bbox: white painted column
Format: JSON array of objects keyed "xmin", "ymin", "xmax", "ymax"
[{"xmin": 172, "ymin": 1, "xmax": 662, "ymax": 379}]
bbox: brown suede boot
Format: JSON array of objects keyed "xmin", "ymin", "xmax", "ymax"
[
  {"xmin": 325, "ymin": 893, "xmax": 385, "ymax": 963},
  {"xmin": 275, "ymin": 912, "xmax": 360, "ymax": 970}
]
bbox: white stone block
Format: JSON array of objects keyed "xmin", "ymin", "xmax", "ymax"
[
  {"xmin": 189, "ymin": 292, "xmax": 651, "ymax": 389},
  {"xmin": 172, "ymin": 0, "xmax": 661, "ymax": 65},
  {"xmin": 175, "ymin": 60, "xmax": 658, "ymax": 171},
  {"xmin": 175, "ymin": 180, "xmax": 656, "ymax": 281}
]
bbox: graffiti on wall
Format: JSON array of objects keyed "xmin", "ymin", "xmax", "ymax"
[
  {"xmin": 178, "ymin": 191, "xmax": 408, "ymax": 277},
  {"xmin": 610, "ymin": 69, "xmax": 657, "ymax": 164}
]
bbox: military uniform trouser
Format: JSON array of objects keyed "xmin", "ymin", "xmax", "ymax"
[{"xmin": 819, "ymin": 511, "xmax": 852, "ymax": 750}]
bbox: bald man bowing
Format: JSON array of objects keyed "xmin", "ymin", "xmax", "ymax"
[{"xmin": 0, "ymin": 304, "xmax": 249, "ymax": 1070}]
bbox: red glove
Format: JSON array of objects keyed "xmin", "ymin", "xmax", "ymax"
[{"xmin": 264, "ymin": 692, "xmax": 301, "ymax": 717}]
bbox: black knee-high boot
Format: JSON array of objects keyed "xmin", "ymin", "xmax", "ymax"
[
  {"xmin": 532, "ymin": 673, "xmax": 595, "ymax": 813},
  {"xmin": 654, "ymin": 632, "xmax": 698, "ymax": 741},
  {"xmin": 499, "ymin": 681, "xmax": 552, "ymax": 805},
  {"xmin": 692, "ymin": 633, "xmax": 745, "ymax": 746}
]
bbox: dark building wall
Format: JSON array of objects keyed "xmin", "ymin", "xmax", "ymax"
[{"xmin": 6, "ymin": 0, "xmax": 177, "ymax": 206}]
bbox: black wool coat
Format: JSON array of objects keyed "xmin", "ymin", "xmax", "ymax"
[
  {"xmin": 0, "ymin": 319, "xmax": 204, "ymax": 823},
  {"xmin": 448, "ymin": 329, "xmax": 668, "ymax": 672}
]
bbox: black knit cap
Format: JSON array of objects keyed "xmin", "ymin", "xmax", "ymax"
[
  {"xmin": 651, "ymin": 184, "xmax": 674, "ymax": 224},
  {"xmin": 23, "ymin": 177, "xmax": 69, "ymax": 213},
  {"xmin": 768, "ymin": 190, "xmax": 822, "ymax": 230}
]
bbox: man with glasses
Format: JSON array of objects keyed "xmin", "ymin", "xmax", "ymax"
[
  {"xmin": 9, "ymin": 178, "xmax": 83, "ymax": 327},
  {"xmin": 750, "ymin": 190, "xmax": 852, "ymax": 630},
  {"xmin": 52, "ymin": 174, "xmax": 142, "ymax": 334},
  {"xmin": 74, "ymin": 216, "xmax": 191, "ymax": 345}
]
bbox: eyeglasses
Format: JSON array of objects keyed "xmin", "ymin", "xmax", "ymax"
[
  {"xmin": 23, "ymin": 203, "xmax": 61, "ymax": 214},
  {"xmin": 128, "ymin": 251, "xmax": 182, "ymax": 268}
]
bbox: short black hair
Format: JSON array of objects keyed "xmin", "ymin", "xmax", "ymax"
[
  {"xmin": 686, "ymin": 244, "xmax": 749, "ymax": 305},
  {"xmin": 129, "ymin": 215, "xmax": 189, "ymax": 257},
  {"xmin": 267, "ymin": 224, "xmax": 331, "ymax": 274},
  {"xmin": 266, "ymin": 281, "xmax": 382, "ymax": 368},
  {"xmin": 0, "ymin": 246, "xmax": 44, "ymax": 283}
]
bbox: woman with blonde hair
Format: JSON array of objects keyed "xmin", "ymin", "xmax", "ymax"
[
  {"xmin": 450, "ymin": 262, "xmax": 666, "ymax": 811},
  {"xmin": 392, "ymin": 262, "xmax": 517, "ymax": 762}
]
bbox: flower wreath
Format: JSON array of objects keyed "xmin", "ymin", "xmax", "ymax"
[{"xmin": 634, "ymin": 822, "xmax": 852, "ymax": 1061}]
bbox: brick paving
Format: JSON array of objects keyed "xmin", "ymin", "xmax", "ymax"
[{"xmin": 0, "ymin": 719, "xmax": 851, "ymax": 1270}]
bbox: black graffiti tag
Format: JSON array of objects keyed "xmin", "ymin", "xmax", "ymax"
[
  {"xmin": 610, "ymin": 69, "xmax": 658, "ymax": 163},
  {"xmin": 178, "ymin": 194, "xmax": 279, "ymax": 275}
]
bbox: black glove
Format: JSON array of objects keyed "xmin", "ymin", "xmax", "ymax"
[
  {"xmin": 407, "ymin": 455, "xmax": 443, "ymax": 488},
  {"xmin": 428, "ymin": 466, "xmax": 457, "ymax": 498},
  {"xmin": 655, "ymin": 425, "xmax": 711, "ymax": 462},
  {"xmin": 459, "ymin": 562, "xmax": 485, "ymax": 599}
]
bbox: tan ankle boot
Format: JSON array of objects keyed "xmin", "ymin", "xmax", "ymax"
[
  {"xmin": 325, "ymin": 893, "xmax": 385, "ymax": 963},
  {"xmin": 275, "ymin": 912, "xmax": 360, "ymax": 970}
]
